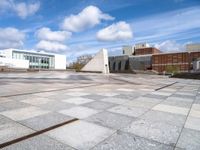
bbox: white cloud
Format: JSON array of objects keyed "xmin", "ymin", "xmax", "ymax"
[
  {"xmin": 96, "ymin": 21, "xmax": 133, "ymax": 42},
  {"xmin": 36, "ymin": 27, "xmax": 71, "ymax": 42},
  {"xmin": 0, "ymin": 27, "xmax": 25, "ymax": 49},
  {"xmin": 36, "ymin": 40, "xmax": 68, "ymax": 52},
  {"xmin": 13, "ymin": 2, "xmax": 40, "ymax": 19},
  {"xmin": 0, "ymin": 1, "xmax": 40, "ymax": 19},
  {"xmin": 154, "ymin": 40, "xmax": 186, "ymax": 52},
  {"xmin": 61, "ymin": 5, "xmax": 114, "ymax": 32}
]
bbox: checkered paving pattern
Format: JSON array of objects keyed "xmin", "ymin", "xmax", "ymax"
[{"xmin": 0, "ymin": 72, "xmax": 200, "ymax": 150}]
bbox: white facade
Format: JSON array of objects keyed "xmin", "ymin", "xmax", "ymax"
[
  {"xmin": 186, "ymin": 44, "xmax": 200, "ymax": 52},
  {"xmin": 135, "ymin": 43, "xmax": 150, "ymax": 49},
  {"xmin": 0, "ymin": 57, "xmax": 29, "ymax": 69},
  {"xmin": 122, "ymin": 46, "xmax": 134, "ymax": 55},
  {"xmin": 81, "ymin": 49, "xmax": 109, "ymax": 74},
  {"xmin": 0, "ymin": 49, "xmax": 66, "ymax": 70}
]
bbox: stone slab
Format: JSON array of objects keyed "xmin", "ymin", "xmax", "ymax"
[
  {"xmin": 46, "ymin": 120, "xmax": 115, "ymax": 150},
  {"xmin": 108, "ymin": 105, "xmax": 148, "ymax": 117},
  {"xmin": 0, "ymin": 106, "xmax": 50, "ymax": 121},
  {"xmin": 86, "ymin": 111, "xmax": 134, "ymax": 130},
  {"xmin": 59, "ymin": 106, "xmax": 99, "ymax": 119},
  {"xmin": 93, "ymin": 131, "xmax": 173, "ymax": 150},
  {"xmin": 152, "ymin": 104, "xmax": 189, "ymax": 116}
]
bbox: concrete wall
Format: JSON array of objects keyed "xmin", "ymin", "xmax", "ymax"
[
  {"xmin": 0, "ymin": 57, "xmax": 29, "ymax": 69},
  {"xmin": 54, "ymin": 54, "xmax": 66, "ymax": 70},
  {"xmin": 81, "ymin": 49, "xmax": 109, "ymax": 74}
]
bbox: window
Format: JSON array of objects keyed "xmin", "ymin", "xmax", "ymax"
[{"xmin": 118, "ymin": 61, "xmax": 121, "ymax": 70}]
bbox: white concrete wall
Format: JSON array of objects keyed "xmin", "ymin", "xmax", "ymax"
[
  {"xmin": 0, "ymin": 49, "xmax": 13, "ymax": 58},
  {"xmin": 0, "ymin": 57, "xmax": 29, "ymax": 69},
  {"xmin": 123, "ymin": 46, "xmax": 134, "ymax": 55},
  {"xmin": 54, "ymin": 54, "xmax": 66, "ymax": 70},
  {"xmin": 81, "ymin": 49, "xmax": 109, "ymax": 74}
]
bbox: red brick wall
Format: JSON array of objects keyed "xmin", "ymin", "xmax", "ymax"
[
  {"xmin": 135, "ymin": 48, "xmax": 161, "ymax": 55},
  {"xmin": 152, "ymin": 52, "xmax": 190, "ymax": 73}
]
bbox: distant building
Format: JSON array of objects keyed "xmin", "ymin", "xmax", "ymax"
[
  {"xmin": 122, "ymin": 46, "xmax": 134, "ymax": 55},
  {"xmin": 0, "ymin": 49, "xmax": 66, "ymax": 70},
  {"xmin": 135, "ymin": 43, "xmax": 150, "ymax": 49},
  {"xmin": 109, "ymin": 42, "xmax": 200, "ymax": 74},
  {"xmin": 186, "ymin": 44, "xmax": 200, "ymax": 52}
]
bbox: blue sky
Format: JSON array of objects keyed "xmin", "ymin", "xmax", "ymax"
[{"xmin": 0, "ymin": 0, "xmax": 200, "ymax": 62}]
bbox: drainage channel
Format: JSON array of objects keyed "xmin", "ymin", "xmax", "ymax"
[
  {"xmin": 0, "ymin": 118, "xmax": 78, "ymax": 149},
  {"xmin": 155, "ymin": 81, "xmax": 178, "ymax": 91}
]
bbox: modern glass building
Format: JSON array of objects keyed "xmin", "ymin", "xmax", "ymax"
[{"xmin": 0, "ymin": 49, "xmax": 66, "ymax": 70}]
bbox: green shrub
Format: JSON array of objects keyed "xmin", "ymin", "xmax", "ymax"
[{"xmin": 165, "ymin": 65, "xmax": 180, "ymax": 75}]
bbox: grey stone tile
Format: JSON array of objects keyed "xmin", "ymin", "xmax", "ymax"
[
  {"xmin": 46, "ymin": 120, "xmax": 115, "ymax": 150},
  {"xmin": 0, "ymin": 106, "xmax": 50, "ymax": 121},
  {"xmin": 100, "ymin": 97, "xmax": 130, "ymax": 105},
  {"xmin": 93, "ymin": 131, "xmax": 173, "ymax": 150},
  {"xmin": 0, "ymin": 114, "xmax": 14, "ymax": 125},
  {"xmin": 122, "ymin": 119, "xmax": 182, "ymax": 146},
  {"xmin": 143, "ymin": 94, "xmax": 167, "ymax": 99},
  {"xmin": 39, "ymin": 101, "xmax": 75, "ymax": 111},
  {"xmin": 108, "ymin": 105, "xmax": 149, "ymax": 117},
  {"xmin": 0, "ymin": 101, "xmax": 31, "ymax": 111},
  {"xmin": 85, "ymin": 111, "xmax": 134, "ymax": 130},
  {"xmin": 62, "ymin": 97, "xmax": 94, "ymax": 105},
  {"xmin": 0, "ymin": 122, "xmax": 34, "ymax": 144},
  {"xmin": 20, "ymin": 112, "xmax": 73, "ymax": 131},
  {"xmin": 2, "ymin": 135, "xmax": 74, "ymax": 150},
  {"xmin": 59, "ymin": 106, "xmax": 99, "ymax": 119},
  {"xmin": 82, "ymin": 94, "xmax": 107, "ymax": 100},
  {"xmin": 141, "ymin": 110, "xmax": 186, "ymax": 127},
  {"xmin": 83, "ymin": 101, "xmax": 116, "ymax": 110},
  {"xmin": 176, "ymin": 128, "xmax": 200, "ymax": 150},
  {"xmin": 113, "ymin": 93, "xmax": 140, "ymax": 100},
  {"xmin": 172, "ymin": 94, "xmax": 196, "ymax": 100},
  {"xmin": 163, "ymin": 97, "xmax": 193, "ymax": 108},
  {"xmin": 185, "ymin": 116, "xmax": 200, "ymax": 131}
]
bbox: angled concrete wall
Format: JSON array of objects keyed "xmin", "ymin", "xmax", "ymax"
[{"xmin": 81, "ymin": 49, "xmax": 109, "ymax": 74}]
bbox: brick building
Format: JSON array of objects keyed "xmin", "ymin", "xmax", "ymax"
[
  {"xmin": 135, "ymin": 47, "xmax": 161, "ymax": 55},
  {"xmin": 152, "ymin": 52, "xmax": 200, "ymax": 73}
]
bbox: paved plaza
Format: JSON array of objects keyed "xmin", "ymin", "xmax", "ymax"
[{"xmin": 0, "ymin": 71, "xmax": 200, "ymax": 150}]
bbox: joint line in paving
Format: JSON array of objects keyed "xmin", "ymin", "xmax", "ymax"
[{"xmin": 0, "ymin": 118, "xmax": 79, "ymax": 149}]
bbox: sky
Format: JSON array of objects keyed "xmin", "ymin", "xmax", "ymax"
[{"xmin": 0, "ymin": 0, "xmax": 200, "ymax": 62}]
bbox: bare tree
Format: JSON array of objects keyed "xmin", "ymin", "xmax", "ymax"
[{"xmin": 69, "ymin": 54, "xmax": 93, "ymax": 71}]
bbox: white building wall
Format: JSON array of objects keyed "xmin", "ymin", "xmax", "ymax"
[
  {"xmin": 122, "ymin": 46, "xmax": 134, "ymax": 55},
  {"xmin": 81, "ymin": 49, "xmax": 109, "ymax": 74},
  {"xmin": 54, "ymin": 54, "xmax": 66, "ymax": 70},
  {"xmin": 0, "ymin": 57, "xmax": 29, "ymax": 69},
  {"xmin": 1, "ymin": 49, "xmax": 13, "ymax": 58}
]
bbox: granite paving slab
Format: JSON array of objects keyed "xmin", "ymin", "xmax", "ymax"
[
  {"xmin": 1, "ymin": 135, "xmax": 74, "ymax": 150},
  {"xmin": 85, "ymin": 111, "xmax": 134, "ymax": 130},
  {"xmin": 176, "ymin": 128, "xmax": 200, "ymax": 150},
  {"xmin": 83, "ymin": 101, "xmax": 116, "ymax": 110},
  {"xmin": 122, "ymin": 119, "xmax": 182, "ymax": 146},
  {"xmin": 59, "ymin": 106, "xmax": 99, "ymax": 119},
  {"xmin": 152, "ymin": 104, "xmax": 189, "ymax": 116},
  {"xmin": 62, "ymin": 97, "xmax": 94, "ymax": 105},
  {"xmin": 93, "ymin": 131, "xmax": 174, "ymax": 150},
  {"xmin": 108, "ymin": 105, "xmax": 149, "ymax": 117},
  {"xmin": 0, "ymin": 122, "xmax": 34, "ymax": 144},
  {"xmin": 0, "ymin": 106, "xmax": 50, "ymax": 121},
  {"xmin": 46, "ymin": 120, "xmax": 115, "ymax": 150},
  {"xmin": 20, "ymin": 112, "xmax": 73, "ymax": 131},
  {"xmin": 140, "ymin": 110, "xmax": 186, "ymax": 127},
  {"xmin": 185, "ymin": 116, "xmax": 200, "ymax": 131}
]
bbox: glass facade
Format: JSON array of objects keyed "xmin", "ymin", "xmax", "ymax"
[{"xmin": 12, "ymin": 51, "xmax": 55, "ymax": 69}]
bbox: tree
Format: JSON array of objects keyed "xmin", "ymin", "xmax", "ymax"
[{"xmin": 69, "ymin": 54, "xmax": 93, "ymax": 71}]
